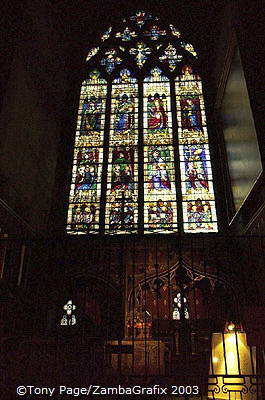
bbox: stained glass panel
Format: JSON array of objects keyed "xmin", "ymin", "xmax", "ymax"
[
  {"xmin": 180, "ymin": 41, "xmax": 197, "ymax": 58},
  {"xmin": 100, "ymin": 49, "xmax": 122, "ymax": 74},
  {"xmin": 86, "ymin": 47, "xmax": 99, "ymax": 62},
  {"xmin": 67, "ymin": 70, "xmax": 107, "ymax": 234},
  {"xmin": 143, "ymin": 25, "xmax": 166, "ymax": 40},
  {"xmin": 70, "ymin": 147, "xmax": 103, "ymax": 204},
  {"xmin": 130, "ymin": 42, "xmax": 152, "ymax": 68},
  {"xmin": 169, "ymin": 24, "xmax": 181, "ymax": 37},
  {"xmin": 67, "ymin": 203, "xmax": 99, "ymax": 233},
  {"xmin": 109, "ymin": 69, "xmax": 138, "ymax": 146},
  {"xmin": 143, "ymin": 67, "xmax": 177, "ymax": 233},
  {"xmin": 68, "ymin": 15, "xmax": 219, "ymax": 235},
  {"xmin": 106, "ymin": 69, "xmax": 138, "ymax": 233},
  {"xmin": 175, "ymin": 66, "xmax": 217, "ymax": 232},
  {"xmin": 159, "ymin": 44, "xmax": 183, "ymax": 71},
  {"xmin": 101, "ymin": 27, "xmax": 112, "ymax": 41},
  {"xmin": 143, "ymin": 67, "xmax": 172, "ymax": 145},
  {"xmin": 130, "ymin": 11, "xmax": 153, "ymax": 27},
  {"xmin": 116, "ymin": 27, "xmax": 137, "ymax": 41},
  {"xmin": 183, "ymin": 200, "xmax": 217, "ymax": 232}
]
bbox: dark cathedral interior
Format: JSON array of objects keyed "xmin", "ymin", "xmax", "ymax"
[{"xmin": 1, "ymin": 0, "xmax": 265, "ymax": 398}]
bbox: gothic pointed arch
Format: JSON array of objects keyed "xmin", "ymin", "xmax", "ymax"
[{"xmin": 67, "ymin": 10, "xmax": 218, "ymax": 234}]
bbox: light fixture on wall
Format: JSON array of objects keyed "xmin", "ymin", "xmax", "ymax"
[
  {"xmin": 224, "ymin": 321, "xmax": 243, "ymax": 333},
  {"xmin": 208, "ymin": 322, "xmax": 256, "ymax": 400}
]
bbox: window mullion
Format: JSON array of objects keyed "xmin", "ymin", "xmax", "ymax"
[
  {"xmin": 138, "ymin": 79, "xmax": 144, "ymax": 234},
  {"xmin": 99, "ymin": 79, "xmax": 112, "ymax": 234},
  {"xmin": 170, "ymin": 78, "xmax": 184, "ymax": 234}
]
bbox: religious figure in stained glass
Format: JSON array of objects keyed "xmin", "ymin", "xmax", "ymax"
[
  {"xmin": 71, "ymin": 203, "xmax": 97, "ymax": 231},
  {"xmin": 147, "ymin": 147, "xmax": 171, "ymax": 192},
  {"xmin": 114, "ymin": 94, "xmax": 135, "ymax": 132},
  {"xmin": 68, "ymin": 12, "xmax": 218, "ymax": 235},
  {"xmin": 80, "ymin": 96, "xmax": 102, "ymax": 135},
  {"xmin": 184, "ymin": 140, "xmax": 209, "ymax": 192},
  {"xmin": 111, "ymin": 147, "xmax": 134, "ymax": 193},
  {"xmin": 130, "ymin": 42, "xmax": 152, "ymax": 68},
  {"xmin": 73, "ymin": 147, "xmax": 99, "ymax": 202},
  {"xmin": 75, "ymin": 164, "xmax": 97, "ymax": 191},
  {"xmin": 147, "ymin": 94, "xmax": 168, "ymax": 130},
  {"xmin": 148, "ymin": 200, "xmax": 173, "ymax": 229},
  {"xmin": 144, "ymin": 67, "xmax": 172, "ymax": 145},
  {"xmin": 176, "ymin": 65, "xmax": 217, "ymax": 232},
  {"xmin": 106, "ymin": 69, "xmax": 138, "ymax": 233},
  {"xmin": 181, "ymin": 98, "xmax": 202, "ymax": 130},
  {"xmin": 148, "ymin": 163, "xmax": 170, "ymax": 191},
  {"xmin": 109, "ymin": 201, "xmax": 135, "ymax": 231},
  {"xmin": 67, "ymin": 69, "xmax": 106, "ymax": 233},
  {"xmin": 186, "ymin": 199, "xmax": 214, "ymax": 231}
]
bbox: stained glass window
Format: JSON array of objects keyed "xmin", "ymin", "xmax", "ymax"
[
  {"xmin": 67, "ymin": 11, "xmax": 218, "ymax": 235},
  {"xmin": 175, "ymin": 66, "xmax": 217, "ymax": 232},
  {"xmin": 172, "ymin": 293, "xmax": 189, "ymax": 320},
  {"xmin": 60, "ymin": 300, "xmax": 77, "ymax": 326},
  {"xmin": 67, "ymin": 70, "xmax": 107, "ymax": 234},
  {"xmin": 106, "ymin": 69, "xmax": 138, "ymax": 233},
  {"xmin": 143, "ymin": 67, "xmax": 177, "ymax": 233}
]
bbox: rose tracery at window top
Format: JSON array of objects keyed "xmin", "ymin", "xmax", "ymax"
[{"xmin": 67, "ymin": 11, "xmax": 218, "ymax": 234}]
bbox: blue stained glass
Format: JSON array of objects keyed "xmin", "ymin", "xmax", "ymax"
[
  {"xmin": 180, "ymin": 98, "xmax": 202, "ymax": 130},
  {"xmin": 113, "ymin": 94, "xmax": 135, "ymax": 133},
  {"xmin": 100, "ymin": 49, "xmax": 122, "ymax": 74},
  {"xmin": 116, "ymin": 27, "xmax": 137, "ymax": 41}
]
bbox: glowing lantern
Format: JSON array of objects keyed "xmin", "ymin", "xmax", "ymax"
[{"xmin": 208, "ymin": 324, "xmax": 256, "ymax": 400}]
